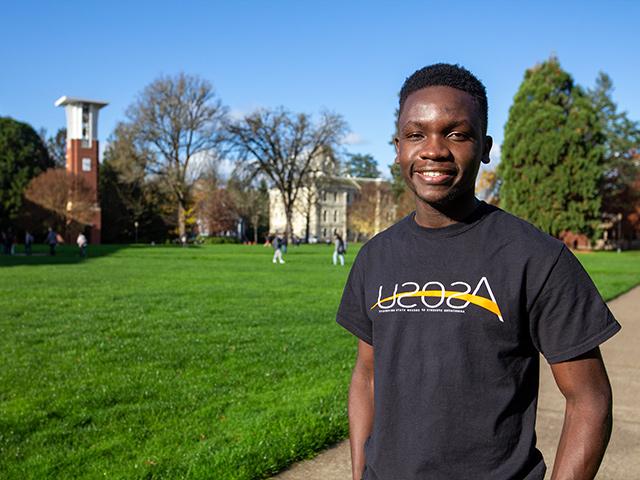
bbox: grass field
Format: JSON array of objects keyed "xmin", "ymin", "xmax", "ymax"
[{"xmin": 1, "ymin": 244, "xmax": 639, "ymax": 480}]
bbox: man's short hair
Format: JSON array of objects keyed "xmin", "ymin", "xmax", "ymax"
[{"xmin": 399, "ymin": 63, "xmax": 488, "ymax": 134}]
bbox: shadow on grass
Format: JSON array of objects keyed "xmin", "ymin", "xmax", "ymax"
[{"xmin": 0, "ymin": 244, "xmax": 129, "ymax": 268}]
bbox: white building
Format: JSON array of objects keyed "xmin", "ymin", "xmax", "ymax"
[{"xmin": 269, "ymin": 176, "xmax": 394, "ymax": 242}]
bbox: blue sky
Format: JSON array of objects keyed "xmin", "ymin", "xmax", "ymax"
[{"xmin": 1, "ymin": 0, "xmax": 639, "ymax": 177}]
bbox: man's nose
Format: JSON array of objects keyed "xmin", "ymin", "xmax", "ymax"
[{"xmin": 418, "ymin": 135, "xmax": 450, "ymax": 161}]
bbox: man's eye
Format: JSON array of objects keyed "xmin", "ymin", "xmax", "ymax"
[
  {"xmin": 448, "ymin": 132, "xmax": 469, "ymax": 140},
  {"xmin": 406, "ymin": 132, "xmax": 423, "ymax": 140}
]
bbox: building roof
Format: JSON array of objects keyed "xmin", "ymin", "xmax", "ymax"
[{"xmin": 54, "ymin": 96, "xmax": 109, "ymax": 108}]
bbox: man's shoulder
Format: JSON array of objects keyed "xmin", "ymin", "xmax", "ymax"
[{"xmin": 484, "ymin": 205, "xmax": 565, "ymax": 254}]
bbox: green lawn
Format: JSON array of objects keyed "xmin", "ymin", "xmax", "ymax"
[
  {"xmin": 572, "ymin": 250, "xmax": 640, "ymax": 301},
  {"xmin": 0, "ymin": 245, "xmax": 638, "ymax": 480}
]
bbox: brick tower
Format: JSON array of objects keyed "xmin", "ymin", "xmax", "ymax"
[{"xmin": 55, "ymin": 96, "xmax": 108, "ymax": 244}]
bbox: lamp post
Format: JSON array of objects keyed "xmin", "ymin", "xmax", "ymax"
[
  {"xmin": 617, "ymin": 213, "xmax": 623, "ymax": 253},
  {"xmin": 134, "ymin": 221, "xmax": 139, "ymax": 244}
]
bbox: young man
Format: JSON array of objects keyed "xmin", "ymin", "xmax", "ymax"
[
  {"xmin": 77, "ymin": 232, "xmax": 88, "ymax": 257},
  {"xmin": 46, "ymin": 227, "xmax": 58, "ymax": 256},
  {"xmin": 24, "ymin": 230, "xmax": 34, "ymax": 256},
  {"xmin": 272, "ymin": 233, "xmax": 285, "ymax": 264},
  {"xmin": 334, "ymin": 232, "xmax": 346, "ymax": 266},
  {"xmin": 336, "ymin": 64, "xmax": 620, "ymax": 480}
]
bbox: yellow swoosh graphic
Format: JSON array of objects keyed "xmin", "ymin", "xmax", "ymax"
[{"xmin": 370, "ymin": 290, "xmax": 503, "ymax": 321}]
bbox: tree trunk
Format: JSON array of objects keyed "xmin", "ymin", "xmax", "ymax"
[
  {"xmin": 252, "ymin": 214, "xmax": 259, "ymax": 244},
  {"xmin": 284, "ymin": 205, "xmax": 293, "ymax": 243},
  {"xmin": 178, "ymin": 201, "xmax": 186, "ymax": 239}
]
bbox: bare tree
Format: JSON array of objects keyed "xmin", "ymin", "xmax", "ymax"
[
  {"xmin": 193, "ymin": 177, "xmax": 238, "ymax": 236},
  {"xmin": 127, "ymin": 73, "xmax": 228, "ymax": 238},
  {"xmin": 296, "ymin": 146, "xmax": 340, "ymax": 242},
  {"xmin": 24, "ymin": 169, "xmax": 95, "ymax": 238},
  {"xmin": 102, "ymin": 122, "xmax": 153, "ymax": 225},
  {"xmin": 227, "ymin": 108, "xmax": 347, "ymax": 240},
  {"xmin": 227, "ymin": 171, "xmax": 269, "ymax": 244},
  {"xmin": 295, "ymin": 184, "xmax": 320, "ymax": 242},
  {"xmin": 104, "ymin": 122, "xmax": 152, "ymax": 185}
]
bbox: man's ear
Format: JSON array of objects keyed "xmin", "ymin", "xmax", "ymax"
[{"xmin": 481, "ymin": 135, "xmax": 493, "ymax": 164}]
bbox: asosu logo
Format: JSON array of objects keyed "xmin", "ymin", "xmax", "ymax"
[{"xmin": 371, "ymin": 276, "xmax": 504, "ymax": 322}]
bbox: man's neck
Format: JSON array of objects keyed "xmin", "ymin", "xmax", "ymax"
[{"xmin": 413, "ymin": 195, "xmax": 480, "ymax": 229}]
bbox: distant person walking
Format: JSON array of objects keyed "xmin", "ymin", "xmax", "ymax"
[
  {"xmin": 24, "ymin": 231, "xmax": 34, "ymax": 256},
  {"xmin": 272, "ymin": 233, "xmax": 285, "ymax": 264},
  {"xmin": 3, "ymin": 228, "xmax": 16, "ymax": 255},
  {"xmin": 46, "ymin": 227, "xmax": 57, "ymax": 256},
  {"xmin": 77, "ymin": 232, "xmax": 88, "ymax": 257},
  {"xmin": 333, "ymin": 233, "xmax": 346, "ymax": 266}
]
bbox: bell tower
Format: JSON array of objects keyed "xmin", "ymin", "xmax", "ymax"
[{"xmin": 55, "ymin": 96, "xmax": 108, "ymax": 244}]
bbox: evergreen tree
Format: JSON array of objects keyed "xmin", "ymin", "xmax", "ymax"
[
  {"xmin": 0, "ymin": 117, "xmax": 53, "ymax": 229},
  {"xmin": 345, "ymin": 153, "xmax": 381, "ymax": 178},
  {"xmin": 499, "ymin": 57, "xmax": 604, "ymax": 238},
  {"xmin": 588, "ymin": 72, "xmax": 640, "ymax": 219}
]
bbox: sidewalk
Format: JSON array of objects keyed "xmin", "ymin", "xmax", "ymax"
[{"xmin": 272, "ymin": 286, "xmax": 640, "ymax": 480}]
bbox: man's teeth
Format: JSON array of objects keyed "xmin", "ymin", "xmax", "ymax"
[{"xmin": 417, "ymin": 171, "xmax": 449, "ymax": 177}]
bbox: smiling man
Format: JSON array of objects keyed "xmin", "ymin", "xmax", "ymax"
[{"xmin": 336, "ymin": 64, "xmax": 620, "ymax": 480}]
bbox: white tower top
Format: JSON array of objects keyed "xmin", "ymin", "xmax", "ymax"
[{"xmin": 55, "ymin": 96, "xmax": 108, "ymax": 146}]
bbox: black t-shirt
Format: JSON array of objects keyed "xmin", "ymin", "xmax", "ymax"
[{"xmin": 336, "ymin": 201, "xmax": 620, "ymax": 480}]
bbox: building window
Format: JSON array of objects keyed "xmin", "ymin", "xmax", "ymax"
[
  {"xmin": 323, "ymin": 210, "xmax": 327, "ymax": 222},
  {"xmin": 333, "ymin": 192, "xmax": 337, "ymax": 202},
  {"xmin": 333, "ymin": 210, "xmax": 337, "ymax": 222},
  {"xmin": 82, "ymin": 158, "xmax": 91, "ymax": 172},
  {"xmin": 322, "ymin": 228, "xmax": 326, "ymax": 237},
  {"xmin": 322, "ymin": 191, "xmax": 327, "ymax": 201}
]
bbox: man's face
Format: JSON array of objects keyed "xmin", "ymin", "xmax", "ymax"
[{"xmin": 394, "ymin": 86, "xmax": 492, "ymax": 208}]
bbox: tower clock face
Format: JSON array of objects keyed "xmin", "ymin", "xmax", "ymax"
[{"xmin": 82, "ymin": 158, "xmax": 92, "ymax": 172}]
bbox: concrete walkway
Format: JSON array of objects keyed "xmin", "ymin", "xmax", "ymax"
[{"xmin": 272, "ymin": 286, "xmax": 640, "ymax": 480}]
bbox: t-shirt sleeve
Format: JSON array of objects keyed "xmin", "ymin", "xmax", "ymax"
[
  {"xmin": 528, "ymin": 246, "xmax": 621, "ymax": 364},
  {"xmin": 336, "ymin": 250, "xmax": 373, "ymax": 345}
]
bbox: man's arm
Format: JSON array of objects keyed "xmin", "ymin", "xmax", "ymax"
[
  {"xmin": 348, "ymin": 339, "xmax": 374, "ymax": 480},
  {"xmin": 549, "ymin": 347, "xmax": 613, "ymax": 480}
]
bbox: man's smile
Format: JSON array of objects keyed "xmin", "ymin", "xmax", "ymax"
[{"xmin": 413, "ymin": 167, "xmax": 456, "ymax": 185}]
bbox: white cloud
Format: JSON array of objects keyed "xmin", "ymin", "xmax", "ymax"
[
  {"xmin": 228, "ymin": 103, "xmax": 264, "ymax": 121},
  {"xmin": 216, "ymin": 157, "xmax": 235, "ymax": 180},
  {"xmin": 228, "ymin": 109, "xmax": 247, "ymax": 121},
  {"xmin": 187, "ymin": 149, "xmax": 222, "ymax": 182},
  {"xmin": 342, "ymin": 132, "xmax": 367, "ymax": 145}
]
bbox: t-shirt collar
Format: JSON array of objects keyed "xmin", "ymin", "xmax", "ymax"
[{"xmin": 405, "ymin": 200, "xmax": 491, "ymax": 239}]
